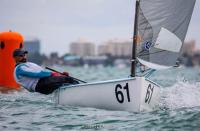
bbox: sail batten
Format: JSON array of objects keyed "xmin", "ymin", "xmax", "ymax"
[{"xmin": 137, "ymin": 0, "xmax": 196, "ymax": 68}]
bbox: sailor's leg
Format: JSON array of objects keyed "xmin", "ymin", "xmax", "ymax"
[
  {"xmin": 35, "ymin": 76, "xmax": 78, "ymax": 95},
  {"xmin": 46, "ymin": 76, "xmax": 79, "ymax": 84}
]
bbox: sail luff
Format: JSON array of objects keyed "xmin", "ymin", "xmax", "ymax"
[{"xmin": 137, "ymin": 0, "xmax": 196, "ymax": 68}]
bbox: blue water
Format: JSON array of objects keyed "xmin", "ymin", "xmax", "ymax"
[{"xmin": 1, "ymin": 66, "xmax": 200, "ymax": 130}]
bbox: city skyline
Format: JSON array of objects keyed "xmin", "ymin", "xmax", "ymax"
[{"xmin": 0, "ymin": 0, "xmax": 199, "ymax": 55}]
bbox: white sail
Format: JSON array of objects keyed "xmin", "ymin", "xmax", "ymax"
[
  {"xmin": 137, "ymin": 0, "xmax": 196, "ymax": 69},
  {"xmin": 137, "ymin": 58, "xmax": 170, "ymax": 70}
]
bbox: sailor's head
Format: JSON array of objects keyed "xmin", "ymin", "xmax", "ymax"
[{"xmin": 13, "ymin": 48, "xmax": 28, "ymax": 63}]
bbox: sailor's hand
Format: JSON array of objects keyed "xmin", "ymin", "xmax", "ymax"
[
  {"xmin": 61, "ymin": 72, "xmax": 69, "ymax": 76},
  {"xmin": 51, "ymin": 72, "xmax": 61, "ymax": 76}
]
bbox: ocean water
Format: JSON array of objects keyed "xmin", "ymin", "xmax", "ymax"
[{"xmin": 1, "ymin": 66, "xmax": 200, "ymax": 130}]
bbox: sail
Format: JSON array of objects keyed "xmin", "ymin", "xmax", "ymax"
[{"xmin": 137, "ymin": 0, "xmax": 196, "ymax": 69}]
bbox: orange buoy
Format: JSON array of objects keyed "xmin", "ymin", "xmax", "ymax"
[{"xmin": 0, "ymin": 31, "xmax": 24, "ymax": 90}]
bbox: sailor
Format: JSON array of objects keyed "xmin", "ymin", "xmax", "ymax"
[{"xmin": 13, "ymin": 48, "xmax": 78, "ymax": 95}]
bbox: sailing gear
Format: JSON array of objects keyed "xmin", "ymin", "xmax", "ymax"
[
  {"xmin": 14, "ymin": 62, "xmax": 51, "ymax": 92},
  {"xmin": 61, "ymin": 72, "xmax": 69, "ymax": 76},
  {"xmin": 13, "ymin": 48, "xmax": 28, "ymax": 57},
  {"xmin": 14, "ymin": 62, "xmax": 78, "ymax": 94},
  {"xmin": 51, "ymin": 72, "xmax": 69, "ymax": 76},
  {"xmin": 35, "ymin": 76, "xmax": 78, "ymax": 95},
  {"xmin": 51, "ymin": 72, "xmax": 61, "ymax": 76}
]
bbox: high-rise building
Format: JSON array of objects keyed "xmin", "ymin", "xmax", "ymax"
[
  {"xmin": 24, "ymin": 37, "xmax": 40, "ymax": 54},
  {"xmin": 98, "ymin": 44, "xmax": 108, "ymax": 56},
  {"xmin": 98, "ymin": 40, "xmax": 132, "ymax": 57},
  {"xmin": 181, "ymin": 40, "xmax": 196, "ymax": 56},
  {"xmin": 70, "ymin": 39, "xmax": 95, "ymax": 57}
]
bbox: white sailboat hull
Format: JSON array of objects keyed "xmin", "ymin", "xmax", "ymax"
[{"xmin": 55, "ymin": 77, "xmax": 160, "ymax": 112}]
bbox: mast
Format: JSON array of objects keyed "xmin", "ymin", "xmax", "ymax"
[{"xmin": 131, "ymin": 0, "xmax": 140, "ymax": 77}]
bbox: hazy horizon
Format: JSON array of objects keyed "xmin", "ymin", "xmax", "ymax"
[{"xmin": 0, "ymin": 0, "xmax": 199, "ymax": 55}]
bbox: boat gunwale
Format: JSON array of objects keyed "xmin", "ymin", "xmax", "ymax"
[
  {"xmin": 60, "ymin": 77, "xmax": 136, "ymax": 89},
  {"xmin": 59, "ymin": 76, "xmax": 160, "ymax": 90},
  {"xmin": 145, "ymin": 78, "xmax": 160, "ymax": 87}
]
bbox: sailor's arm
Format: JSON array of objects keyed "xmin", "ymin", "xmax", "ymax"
[{"xmin": 16, "ymin": 65, "xmax": 52, "ymax": 78}]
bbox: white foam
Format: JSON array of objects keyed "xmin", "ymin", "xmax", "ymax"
[{"xmin": 160, "ymin": 81, "xmax": 200, "ymax": 109}]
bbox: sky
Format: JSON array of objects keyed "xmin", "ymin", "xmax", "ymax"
[{"xmin": 0, "ymin": 0, "xmax": 199, "ymax": 56}]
